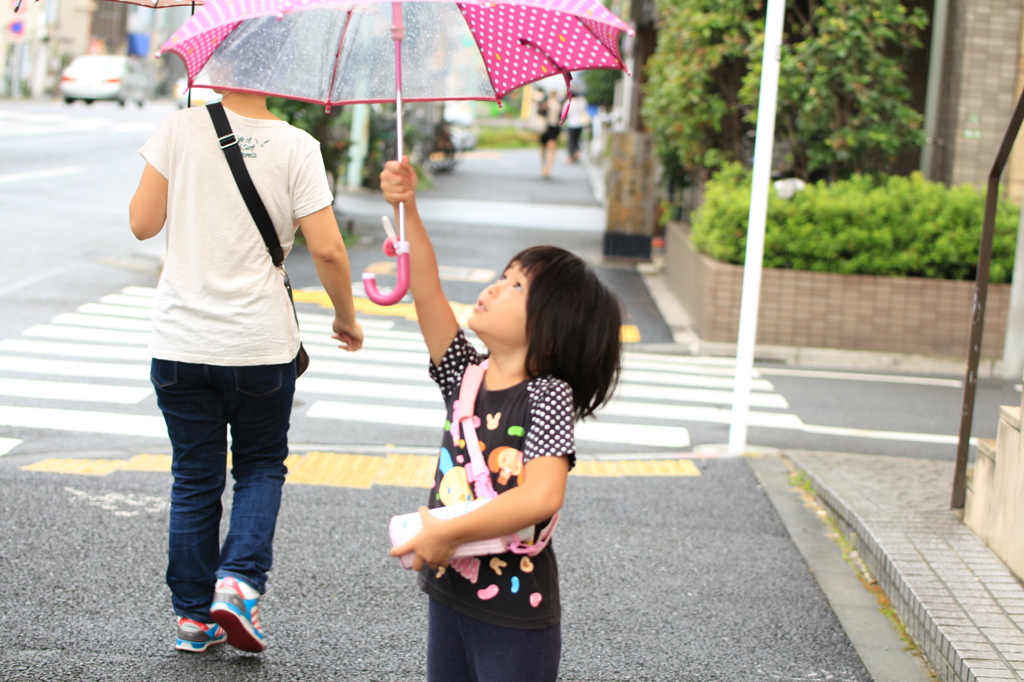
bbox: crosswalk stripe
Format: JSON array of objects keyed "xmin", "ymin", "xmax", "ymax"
[
  {"xmin": 23, "ymin": 324, "xmax": 149, "ymax": 345},
  {"xmin": 304, "ymin": 343, "xmax": 428, "ymax": 366},
  {"xmin": 0, "ymin": 377, "xmax": 151, "ymax": 404},
  {"xmin": 621, "ymin": 358, "xmax": 751, "ymax": 378},
  {"xmin": 98, "ymin": 294, "xmax": 154, "ymax": 309},
  {"xmin": 0, "ymin": 339, "xmax": 152, "ymax": 361},
  {"xmin": 615, "ymin": 383, "xmax": 788, "ymax": 409},
  {"xmin": 77, "ymin": 303, "xmax": 154, "ymax": 319},
  {"xmin": 0, "ymin": 356, "xmax": 150, "ymax": 380},
  {"xmin": 52, "ymin": 313, "xmax": 152, "ymax": 332},
  {"xmin": 575, "ymin": 420, "xmax": 691, "ymax": 448},
  {"xmin": 0, "ymin": 438, "xmax": 22, "ymax": 456},
  {"xmin": 601, "ymin": 400, "xmax": 805, "ymax": 429},
  {"xmin": 620, "ymin": 369, "xmax": 775, "ymax": 391},
  {"xmin": 299, "ymin": 357, "xmax": 434, "ymax": 383},
  {"xmin": 298, "ymin": 376, "xmax": 442, "ymax": 403},
  {"xmin": 307, "ymin": 400, "xmax": 442, "ymax": 428},
  {"xmin": 0, "ymin": 405, "xmax": 166, "ymax": 438}
]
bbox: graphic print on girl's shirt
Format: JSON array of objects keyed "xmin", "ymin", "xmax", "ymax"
[{"xmin": 417, "ymin": 330, "xmax": 575, "ymax": 630}]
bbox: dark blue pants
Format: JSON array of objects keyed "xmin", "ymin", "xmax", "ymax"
[
  {"xmin": 427, "ymin": 598, "xmax": 561, "ymax": 682},
  {"xmin": 151, "ymin": 358, "xmax": 296, "ymax": 622}
]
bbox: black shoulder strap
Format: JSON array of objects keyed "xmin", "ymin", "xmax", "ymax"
[{"xmin": 207, "ymin": 102, "xmax": 285, "ymax": 268}]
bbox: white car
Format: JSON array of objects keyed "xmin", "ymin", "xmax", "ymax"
[
  {"xmin": 60, "ymin": 55, "xmax": 147, "ymax": 107},
  {"xmin": 175, "ymin": 76, "xmax": 223, "ymax": 108}
]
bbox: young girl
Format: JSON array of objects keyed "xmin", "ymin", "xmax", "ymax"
[{"xmin": 382, "ymin": 157, "xmax": 623, "ymax": 681}]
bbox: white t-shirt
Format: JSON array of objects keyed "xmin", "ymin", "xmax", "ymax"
[{"xmin": 139, "ymin": 106, "xmax": 333, "ymax": 366}]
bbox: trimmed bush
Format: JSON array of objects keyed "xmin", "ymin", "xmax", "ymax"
[{"xmin": 690, "ymin": 164, "xmax": 1019, "ymax": 283}]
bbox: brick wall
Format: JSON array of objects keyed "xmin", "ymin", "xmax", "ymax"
[{"xmin": 665, "ymin": 222, "xmax": 1011, "ymax": 359}]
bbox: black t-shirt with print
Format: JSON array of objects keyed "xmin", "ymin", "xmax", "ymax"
[{"xmin": 418, "ymin": 330, "xmax": 576, "ymax": 630}]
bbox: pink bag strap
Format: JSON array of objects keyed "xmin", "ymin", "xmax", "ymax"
[
  {"xmin": 458, "ymin": 362, "xmax": 496, "ymax": 500},
  {"xmin": 455, "ymin": 360, "xmax": 559, "ymax": 556}
]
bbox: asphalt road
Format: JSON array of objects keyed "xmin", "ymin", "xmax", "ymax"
[{"xmin": 0, "ymin": 96, "xmax": 1015, "ymax": 680}]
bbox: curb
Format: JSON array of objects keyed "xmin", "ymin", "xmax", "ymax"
[{"xmin": 788, "ymin": 450, "xmax": 1024, "ymax": 682}]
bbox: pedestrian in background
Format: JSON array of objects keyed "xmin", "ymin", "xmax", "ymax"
[
  {"xmin": 564, "ymin": 88, "xmax": 591, "ymax": 163},
  {"xmin": 380, "ymin": 155, "xmax": 623, "ymax": 681},
  {"xmin": 128, "ymin": 91, "xmax": 363, "ymax": 654},
  {"xmin": 537, "ymin": 88, "xmax": 564, "ymax": 178}
]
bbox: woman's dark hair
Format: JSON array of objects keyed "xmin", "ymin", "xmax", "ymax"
[{"xmin": 509, "ymin": 246, "xmax": 622, "ymax": 421}]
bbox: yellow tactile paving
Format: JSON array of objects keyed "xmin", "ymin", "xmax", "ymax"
[
  {"xmin": 571, "ymin": 459, "xmax": 700, "ymax": 477},
  {"xmin": 20, "ymin": 453, "xmax": 699, "ymax": 485},
  {"xmin": 375, "ymin": 453, "xmax": 438, "ymax": 488},
  {"xmin": 291, "ymin": 289, "xmax": 639, "ymax": 342},
  {"xmin": 620, "ymin": 325, "xmax": 641, "ymax": 343}
]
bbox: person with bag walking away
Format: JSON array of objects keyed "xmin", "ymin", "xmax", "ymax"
[
  {"xmin": 564, "ymin": 89, "xmax": 591, "ymax": 163},
  {"xmin": 537, "ymin": 89, "xmax": 564, "ymax": 179},
  {"xmin": 129, "ymin": 91, "xmax": 363, "ymax": 654},
  {"xmin": 381, "ymin": 156, "xmax": 622, "ymax": 681}
]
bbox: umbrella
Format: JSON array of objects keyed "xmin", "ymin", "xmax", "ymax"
[{"xmin": 157, "ymin": 0, "xmax": 631, "ymax": 304}]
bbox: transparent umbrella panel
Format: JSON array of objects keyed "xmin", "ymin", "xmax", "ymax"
[{"xmin": 202, "ymin": 4, "xmax": 495, "ymax": 106}]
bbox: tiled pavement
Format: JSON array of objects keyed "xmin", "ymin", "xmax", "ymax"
[{"xmin": 789, "ymin": 451, "xmax": 1024, "ymax": 682}]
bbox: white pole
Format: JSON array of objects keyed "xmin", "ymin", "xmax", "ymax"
[{"xmin": 728, "ymin": 0, "xmax": 787, "ymax": 455}]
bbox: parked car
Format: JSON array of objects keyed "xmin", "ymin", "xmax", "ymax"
[
  {"xmin": 60, "ymin": 55, "xmax": 147, "ymax": 107},
  {"xmin": 175, "ymin": 75, "xmax": 223, "ymax": 108}
]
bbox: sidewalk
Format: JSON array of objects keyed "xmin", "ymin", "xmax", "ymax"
[{"xmin": 788, "ymin": 450, "xmax": 1024, "ymax": 682}]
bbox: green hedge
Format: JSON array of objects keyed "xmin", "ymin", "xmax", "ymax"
[{"xmin": 690, "ymin": 164, "xmax": 1019, "ymax": 282}]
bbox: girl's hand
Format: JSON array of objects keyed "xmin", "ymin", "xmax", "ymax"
[
  {"xmin": 389, "ymin": 507, "xmax": 459, "ymax": 571},
  {"xmin": 380, "ymin": 156, "xmax": 418, "ymax": 208}
]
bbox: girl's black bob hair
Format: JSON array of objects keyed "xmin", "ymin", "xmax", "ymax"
[{"xmin": 508, "ymin": 246, "xmax": 623, "ymax": 421}]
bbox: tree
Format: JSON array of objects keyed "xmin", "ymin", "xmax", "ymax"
[
  {"xmin": 641, "ymin": 0, "xmax": 927, "ymax": 182},
  {"xmin": 748, "ymin": 0, "xmax": 928, "ymax": 180},
  {"xmin": 640, "ymin": 0, "xmax": 760, "ymax": 183}
]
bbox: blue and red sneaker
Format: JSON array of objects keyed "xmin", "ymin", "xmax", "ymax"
[
  {"xmin": 175, "ymin": 617, "xmax": 227, "ymax": 652},
  {"xmin": 210, "ymin": 576, "xmax": 266, "ymax": 653}
]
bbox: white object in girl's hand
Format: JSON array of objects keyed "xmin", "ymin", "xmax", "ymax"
[{"xmin": 389, "ymin": 497, "xmax": 535, "ymax": 570}]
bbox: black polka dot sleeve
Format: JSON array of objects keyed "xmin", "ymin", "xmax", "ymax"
[
  {"xmin": 428, "ymin": 329, "xmax": 486, "ymax": 401},
  {"xmin": 523, "ymin": 376, "xmax": 576, "ymax": 470}
]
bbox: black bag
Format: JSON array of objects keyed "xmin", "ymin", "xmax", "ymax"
[{"xmin": 207, "ymin": 102, "xmax": 310, "ymax": 377}]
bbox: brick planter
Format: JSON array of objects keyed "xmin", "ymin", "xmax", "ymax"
[{"xmin": 664, "ymin": 221, "xmax": 1011, "ymax": 359}]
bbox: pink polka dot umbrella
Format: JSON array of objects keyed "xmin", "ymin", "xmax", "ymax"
[
  {"xmin": 157, "ymin": 0, "xmax": 630, "ymax": 109},
  {"xmin": 157, "ymin": 0, "xmax": 630, "ymax": 305}
]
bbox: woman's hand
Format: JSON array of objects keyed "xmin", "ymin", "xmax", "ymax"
[
  {"xmin": 332, "ymin": 318, "xmax": 364, "ymax": 352},
  {"xmin": 389, "ymin": 507, "xmax": 459, "ymax": 571},
  {"xmin": 380, "ymin": 156, "xmax": 418, "ymax": 208}
]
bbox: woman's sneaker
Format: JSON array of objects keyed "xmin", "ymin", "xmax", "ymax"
[
  {"xmin": 175, "ymin": 617, "xmax": 227, "ymax": 652},
  {"xmin": 210, "ymin": 576, "xmax": 266, "ymax": 653}
]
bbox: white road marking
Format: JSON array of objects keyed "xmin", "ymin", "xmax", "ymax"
[
  {"xmin": 298, "ymin": 377, "xmax": 442, "ymax": 404},
  {"xmin": 0, "ymin": 339, "xmax": 151, "ymax": 361},
  {"xmin": 65, "ymin": 487, "xmax": 168, "ymax": 517},
  {"xmin": 758, "ymin": 367, "xmax": 963, "ymax": 388},
  {"xmin": 801, "ymin": 423, "xmax": 978, "ymax": 445},
  {"xmin": 620, "ymin": 369, "xmax": 775, "ymax": 392},
  {"xmin": 616, "ymin": 383, "xmax": 789, "ymax": 409},
  {"xmin": 307, "ymin": 400, "xmax": 442, "ymax": 428},
  {"xmin": 77, "ymin": 303, "xmax": 153, "ymax": 319},
  {"xmin": 602, "ymin": 400, "xmax": 805, "ymax": 429},
  {"xmin": 0, "ymin": 405, "xmax": 166, "ymax": 438},
  {"xmin": 98, "ymin": 294, "xmax": 154, "ymax": 308},
  {"xmin": 0, "ymin": 377, "xmax": 151, "ymax": 404},
  {"xmin": 0, "ymin": 438, "xmax": 22, "ymax": 456},
  {"xmin": 51, "ymin": 313, "xmax": 151, "ymax": 332},
  {"xmin": 0, "ymin": 356, "xmax": 149, "ymax": 380},
  {"xmin": 22, "ymin": 325, "xmax": 149, "ymax": 345},
  {"xmin": 300, "ymin": 357, "xmax": 435, "ymax": 383},
  {"xmin": 0, "ymin": 166, "xmax": 83, "ymax": 185},
  {"xmin": 575, "ymin": 421, "xmax": 691, "ymax": 448}
]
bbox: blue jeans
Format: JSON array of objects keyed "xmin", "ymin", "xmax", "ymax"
[
  {"xmin": 427, "ymin": 599, "xmax": 561, "ymax": 682},
  {"xmin": 151, "ymin": 358, "xmax": 296, "ymax": 622}
]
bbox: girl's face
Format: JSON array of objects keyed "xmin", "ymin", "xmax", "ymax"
[{"xmin": 468, "ymin": 262, "xmax": 530, "ymax": 349}]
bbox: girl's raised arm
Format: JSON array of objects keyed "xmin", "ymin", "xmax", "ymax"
[{"xmin": 380, "ymin": 157, "xmax": 459, "ymax": 366}]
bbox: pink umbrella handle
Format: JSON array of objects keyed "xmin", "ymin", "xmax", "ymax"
[{"xmin": 362, "ymin": 239, "xmax": 410, "ymax": 305}]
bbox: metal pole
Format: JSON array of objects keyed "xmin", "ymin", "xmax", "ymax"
[
  {"xmin": 391, "ymin": 1, "xmax": 405, "ymax": 242},
  {"xmin": 728, "ymin": 0, "xmax": 787, "ymax": 455},
  {"xmin": 951, "ymin": 87, "xmax": 1024, "ymax": 509},
  {"xmin": 919, "ymin": 0, "xmax": 950, "ymax": 179}
]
